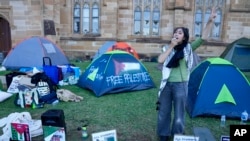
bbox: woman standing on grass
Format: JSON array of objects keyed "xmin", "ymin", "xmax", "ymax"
[{"xmin": 156, "ymin": 7, "xmax": 217, "ymax": 141}]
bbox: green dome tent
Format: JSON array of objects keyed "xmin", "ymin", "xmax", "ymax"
[
  {"xmin": 186, "ymin": 57, "xmax": 250, "ymax": 119},
  {"xmin": 220, "ymin": 37, "xmax": 250, "ymax": 72}
]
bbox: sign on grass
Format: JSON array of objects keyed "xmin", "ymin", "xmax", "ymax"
[
  {"xmin": 92, "ymin": 129, "xmax": 117, "ymax": 141},
  {"xmin": 173, "ymin": 135, "xmax": 199, "ymax": 141},
  {"xmin": 221, "ymin": 135, "xmax": 230, "ymax": 141}
]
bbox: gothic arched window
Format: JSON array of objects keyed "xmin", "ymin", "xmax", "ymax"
[
  {"xmin": 133, "ymin": 0, "xmax": 161, "ymax": 36},
  {"xmin": 194, "ymin": 9, "xmax": 202, "ymax": 37},
  {"xmin": 73, "ymin": 3, "xmax": 81, "ymax": 33},
  {"xmin": 92, "ymin": 3, "xmax": 99, "ymax": 33},
  {"xmin": 194, "ymin": 0, "xmax": 224, "ymax": 39},
  {"xmin": 73, "ymin": 0, "xmax": 100, "ymax": 35},
  {"xmin": 134, "ymin": 6, "xmax": 141, "ymax": 35}
]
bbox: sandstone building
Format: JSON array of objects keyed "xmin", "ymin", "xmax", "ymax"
[{"xmin": 0, "ymin": 0, "xmax": 250, "ymax": 62}]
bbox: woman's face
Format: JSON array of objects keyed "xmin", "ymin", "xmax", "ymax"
[{"xmin": 173, "ymin": 28, "xmax": 185, "ymax": 44}]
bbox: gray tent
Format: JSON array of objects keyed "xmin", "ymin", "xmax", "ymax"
[
  {"xmin": 220, "ymin": 37, "xmax": 250, "ymax": 71},
  {"xmin": 92, "ymin": 41, "xmax": 116, "ymax": 61},
  {"xmin": 2, "ymin": 36, "xmax": 69, "ymax": 70}
]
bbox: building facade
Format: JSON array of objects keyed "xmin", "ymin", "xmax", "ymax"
[{"xmin": 0, "ymin": 0, "xmax": 250, "ymax": 61}]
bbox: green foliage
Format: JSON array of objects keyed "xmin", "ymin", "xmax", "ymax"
[{"xmin": 0, "ymin": 61, "xmax": 249, "ymax": 141}]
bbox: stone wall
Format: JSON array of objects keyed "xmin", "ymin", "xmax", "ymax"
[
  {"xmin": 0, "ymin": 0, "xmax": 43, "ymax": 45},
  {"xmin": 0, "ymin": 0, "xmax": 250, "ymax": 61}
]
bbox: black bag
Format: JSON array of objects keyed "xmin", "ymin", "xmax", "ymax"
[
  {"xmin": 31, "ymin": 72, "xmax": 58, "ymax": 104},
  {"xmin": 31, "ymin": 72, "xmax": 57, "ymax": 92}
]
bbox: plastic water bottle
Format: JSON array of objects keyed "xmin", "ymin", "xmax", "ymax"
[
  {"xmin": 82, "ymin": 126, "xmax": 88, "ymax": 140},
  {"xmin": 240, "ymin": 110, "xmax": 248, "ymax": 125},
  {"xmin": 220, "ymin": 115, "xmax": 226, "ymax": 127}
]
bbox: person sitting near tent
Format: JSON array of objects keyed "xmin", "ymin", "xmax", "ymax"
[{"xmin": 156, "ymin": 7, "xmax": 217, "ymax": 141}]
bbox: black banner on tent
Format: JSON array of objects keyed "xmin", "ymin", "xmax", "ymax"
[{"xmin": 44, "ymin": 20, "xmax": 56, "ymax": 35}]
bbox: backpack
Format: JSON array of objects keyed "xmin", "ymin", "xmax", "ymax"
[
  {"xmin": 31, "ymin": 72, "xmax": 58, "ymax": 104},
  {"xmin": 31, "ymin": 72, "xmax": 58, "ymax": 93}
]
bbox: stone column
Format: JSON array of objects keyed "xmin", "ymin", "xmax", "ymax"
[
  {"xmin": 173, "ymin": 0, "xmax": 185, "ymax": 27},
  {"xmin": 101, "ymin": 0, "xmax": 118, "ymax": 38}
]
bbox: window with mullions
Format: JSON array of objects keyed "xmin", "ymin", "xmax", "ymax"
[
  {"xmin": 73, "ymin": 3, "xmax": 81, "ymax": 33},
  {"xmin": 133, "ymin": 0, "xmax": 161, "ymax": 36},
  {"xmin": 194, "ymin": 0, "xmax": 224, "ymax": 38},
  {"xmin": 73, "ymin": 0, "xmax": 100, "ymax": 35}
]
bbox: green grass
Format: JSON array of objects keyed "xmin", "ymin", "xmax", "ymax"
[{"xmin": 0, "ymin": 61, "xmax": 249, "ymax": 141}]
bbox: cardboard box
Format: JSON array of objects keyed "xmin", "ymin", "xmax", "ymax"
[
  {"xmin": 11, "ymin": 122, "xmax": 31, "ymax": 141},
  {"xmin": 43, "ymin": 126, "xmax": 66, "ymax": 141}
]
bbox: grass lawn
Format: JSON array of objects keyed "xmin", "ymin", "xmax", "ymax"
[{"xmin": 0, "ymin": 61, "xmax": 249, "ymax": 141}]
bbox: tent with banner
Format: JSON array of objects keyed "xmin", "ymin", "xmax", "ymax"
[
  {"xmin": 77, "ymin": 50, "xmax": 155, "ymax": 97},
  {"xmin": 2, "ymin": 36, "xmax": 69, "ymax": 70},
  {"xmin": 220, "ymin": 37, "xmax": 250, "ymax": 72},
  {"xmin": 92, "ymin": 41, "xmax": 140, "ymax": 61},
  {"xmin": 186, "ymin": 57, "xmax": 250, "ymax": 119}
]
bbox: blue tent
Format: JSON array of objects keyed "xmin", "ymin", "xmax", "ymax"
[
  {"xmin": 2, "ymin": 36, "xmax": 69, "ymax": 69},
  {"xmin": 92, "ymin": 41, "xmax": 140, "ymax": 61},
  {"xmin": 186, "ymin": 57, "xmax": 250, "ymax": 119},
  {"xmin": 78, "ymin": 50, "xmax": 155, "ymax": 97},
  {"xmin": 92, "ymin": 41, "xmax": 116, "ymax": 61}
]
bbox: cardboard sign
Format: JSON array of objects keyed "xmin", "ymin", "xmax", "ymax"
[
  {"xmin": 221, "ymin": 135, "xmax": 230, "ymax": 141},
  {"xmin": 11, "ymin": 122, "xmax": 31, "ymax": 141}
]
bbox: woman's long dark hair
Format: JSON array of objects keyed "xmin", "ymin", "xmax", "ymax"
[
  {"xmin": 166, "ymin": 27, "xmax": 190, "ymax": 68},
  {"xmin": 173, "ymin": 27, "xmax": 189, "ymax": 47}
]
